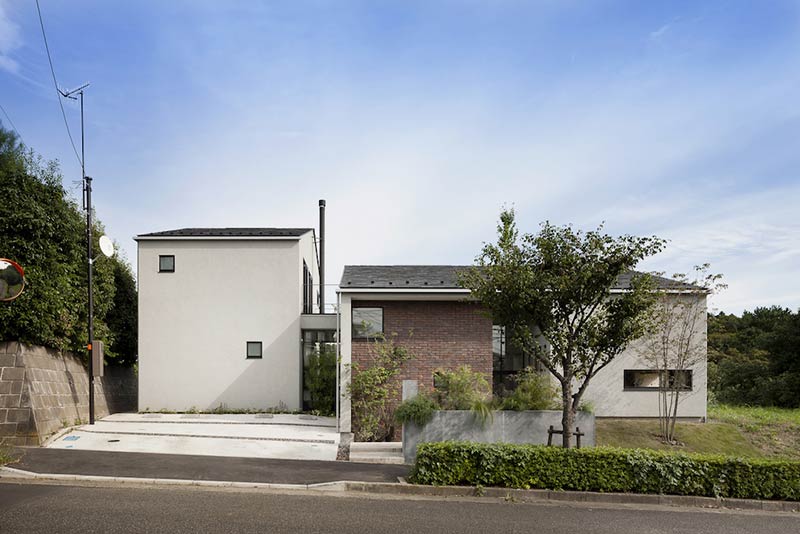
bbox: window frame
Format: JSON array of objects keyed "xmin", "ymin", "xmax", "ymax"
[
  {"xmin": 351, "ymin": 307, "xmax": 384, "ymax": 339},
  {"xmin": 158, "ymin": 255, "xmax": 175, "ymax": 273},
  {"xmin": 623, "ymin": 369, "xmax": 693, "ymax": 391},
  {"xmin": 246, "ymin": 341, "xmax": 263, "ymax": 359}
]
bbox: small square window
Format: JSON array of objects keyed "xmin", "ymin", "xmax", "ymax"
[
  {"xmin": 352, "ymin": 308, "xmax": 383, "ymax": 338},
  {"xmin": 159, "ymin": 255, "xmax": 175, "ymax": 273},
  {"xmin": 246, "ymin": 341, "xmax": 262, "ymax": 359}
]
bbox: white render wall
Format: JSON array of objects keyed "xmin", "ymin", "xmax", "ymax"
[
  {"xmin": 582, "ymin": 295, "xmax": 708, "ymax": 420},
  {"xmin": 138, "ymin": 238, "xmax": 311, "ymax": 412}
]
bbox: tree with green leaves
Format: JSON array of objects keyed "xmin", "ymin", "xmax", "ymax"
[
  {"xmin": 639, "ymin": 265, "xmax": 723, "ymax": 444},
  {"xmin": 461, "ymin": 210, "xmax": 665, "ymax": 447},
  {"xmin": 348, "ymin": 333, "xmax": 413, "ymax": 442},
  {"xmin": 0, "ymin": 124, "xmax": 137, "ymax": 365},
  {"xmin": 709, "ymin": 306, "xmax": 800, "ymax": 407}
]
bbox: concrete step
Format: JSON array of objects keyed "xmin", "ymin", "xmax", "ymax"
[
  {"xmin": 350, "ymin": 441, "xmax": 402, "ymax": 453},
  {"xmin": 349, "ymin": 451, "xmax": 406, "ymax": 465}
]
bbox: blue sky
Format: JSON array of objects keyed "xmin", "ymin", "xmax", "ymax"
[{"xmin": 1, "ymin": 0, "xmax": 799, "ymax": 314}]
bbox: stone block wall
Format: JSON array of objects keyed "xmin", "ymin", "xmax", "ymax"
[{"xmin": 0, "ymin": 341, "xmax": 137, "ymax": 446}]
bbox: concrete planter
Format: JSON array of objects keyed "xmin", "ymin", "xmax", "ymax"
[{"xmin": 402, "ymin": 410, "xmax": 595, "ymax": 464}]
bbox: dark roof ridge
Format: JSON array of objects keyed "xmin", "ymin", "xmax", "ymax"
[
  {"xmin": 136, "ymin": 227, "xmax": 313, "ymax": 239},
  {"xmin": 339, "ymin": 265, "xmax": 704, "ymax": 291}
]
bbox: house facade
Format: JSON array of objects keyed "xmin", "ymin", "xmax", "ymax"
[
  {"xmin": 135, "ymin": 223, "xmax": 707, "ymax": 435},
  {"xmin": 337, "ymin": 265, "xmax": 707, "ymax": 438},
  {"xmin": 135, "ymin": 226, "xmax": 336, "ymax": 412}
]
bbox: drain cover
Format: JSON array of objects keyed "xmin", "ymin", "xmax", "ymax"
[
  {"xmin": 255, "ymin": 414, "xmax": 274, "ymax": 419},
  {"xmin": 107, "ymin": 439, "xmax": 120, "ymax": 443}
]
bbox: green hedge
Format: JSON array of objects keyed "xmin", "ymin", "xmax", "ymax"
[{"xmin": 410, "ymin": 441, "xmax": 800, "ymax": 501}]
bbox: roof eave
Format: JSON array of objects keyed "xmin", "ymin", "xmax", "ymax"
[
  {"xmin": 337, "ymin": 287, "xmax": 471, "ymax": 294},
  {"xmin": 134, "ymin": 234, "xmax": 308, "ymax": 242}
]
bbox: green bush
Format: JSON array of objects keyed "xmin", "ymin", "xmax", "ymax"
[
  {"xmin": 433, "ymin": 366, "xmax": 491, "ymax": 410},
  {"xmin": 501, "ymin": 367, "xmax": 558, "ymax": 411},
  {"xmin": 348, "ymin": 333, "xmax": 413, "ymax": 441},
  {"xmin": 411, "ymin": 441, "xmax": 800, "ymax": 501},
  {"xmin": 0, "ymin": 126, "xmax": 137, "ymax": 365},
  {"xmin": 395, "ymin": 394, "xmax": 438, "ymax": 427},
  {"xmin": 304, "ymin": 343, "xmax": 337, "ymax": 415}
]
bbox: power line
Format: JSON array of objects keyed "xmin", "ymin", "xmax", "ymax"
[
  {"xmin": 34, "ymin": 0, "xmax": 82, "ymax": 167},
  {"xmin": 0, "ymin": 102, "xmax": 24, "ymax": 144}
]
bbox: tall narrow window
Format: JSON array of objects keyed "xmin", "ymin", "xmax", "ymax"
[
  {"xmin": 303, "ymin": 261, "xmax": 313, "ymax": 314},
  {"xmin": 159, "ymin": 255, "xmax": 175, "ymax": 273}
]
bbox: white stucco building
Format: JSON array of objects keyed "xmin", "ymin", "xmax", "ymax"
[{"xmin": 135, "ymin": 226, "xmax": 336, "ymax": 412}]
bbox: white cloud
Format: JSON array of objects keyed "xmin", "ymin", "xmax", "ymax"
[
  {"xmin": 80, "ymin": 3, "xmax": 799, "ymax": 317},
  {"xmin": 0, "ymin": 0, "xmax": 21, "ymax": 74}
]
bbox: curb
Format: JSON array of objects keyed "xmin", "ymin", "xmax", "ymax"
[
  {"xmin": 1, "ymin": 467, "xmax": 797, "ymax": 513},
  {"xmin": 0, "ymin": 467, "xmax": 348, "ymax": 492},
  {"xmin": 344, "ymin": 482, "xmax": 800, "ymax": 513}
]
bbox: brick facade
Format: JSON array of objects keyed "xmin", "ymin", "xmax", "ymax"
[{"xmin": 351, "ymin": 300, "xmax": 493, "ymax": 439}]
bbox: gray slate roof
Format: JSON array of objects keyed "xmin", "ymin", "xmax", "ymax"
[
  {"xmin": 341, "ymin": 265, "xmax": 469, "ymax": 289},
  {"xmin": 136, "ymin": 228, "xmax": 312, "ymax": 239},
  {"xmin": 340, "ymin": 265, "xmax": 703, "ymax": 291}
]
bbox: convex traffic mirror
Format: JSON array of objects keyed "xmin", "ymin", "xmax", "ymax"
[{"xmin": 0, "ymin": 258, "xmax": 25, "ymax": 301}]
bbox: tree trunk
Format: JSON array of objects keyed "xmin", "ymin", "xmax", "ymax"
[
  {"xmin": 560, "ymin": 380, "xmax": 574, "ymax": 448},
  {"xmin": 668, "ymin": 389, "xmax": 680, "ymax": 442}
]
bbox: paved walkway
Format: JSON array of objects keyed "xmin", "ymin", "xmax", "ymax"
[
  {"xmin": 10, "ymin": 447, "xmax": 409, "ymax": 485},
  {"xmin": 46, "ymin": 413, "xmax": 339, "ymax": 461}
]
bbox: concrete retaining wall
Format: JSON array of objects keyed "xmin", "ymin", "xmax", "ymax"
[
  {"xmin": 0, "ymin": 341, "xmax": 137, "ymax": 445},
  {"xmin": 403, "ymin": 410, "xmax": 595, "ymax": 464}
]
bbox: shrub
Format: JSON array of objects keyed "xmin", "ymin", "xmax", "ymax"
[
  {"xmin": 501, "ymin": 367, "xmax": 558, "ymax": 411},
  {"xmin": 305, "ymin": 343, "xmax": 337, "ymax": 415},
  {"xmin": 0, "ymin": 126, "xmax": 137, "ymax": 364},
  {"xmin": 348, "ymin": 333, "xmax": 413, "ymax": 441},
  {"xmin": 395, "ymin": 394, "xmax": 438, "ymax": 427},
  {"xmin": 411, "ymin": 441, "xmax": 800, "ymax": 501},
  {"xmin": 432, "ymin": 366, "xmax": 491, "ymax": 410}
]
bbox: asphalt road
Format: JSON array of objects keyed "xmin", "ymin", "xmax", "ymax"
[
  {"xmin": 12, "ymin": 447, "xmax": 408, "ymax": 484},
  {"xmin": 1, "ymin": 482, "xmax": 798, "ymax": 534}
]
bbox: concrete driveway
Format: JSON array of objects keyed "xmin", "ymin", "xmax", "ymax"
[{"xmin": 45, "ymin": 413, "xmax": 340, "ymax": 461}]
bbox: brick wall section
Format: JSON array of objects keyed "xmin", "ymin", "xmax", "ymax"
[
  {"xmin": 351, "ymin": 300, "xmax": 493, "ymax": 439},
  {"xmin": 0, "ymin": 341, "xmax": 137, "ymax": 445}
]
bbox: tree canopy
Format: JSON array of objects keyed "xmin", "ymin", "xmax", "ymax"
[
  {"xmin": 461, "ymin": 210, "xmax": 666, "ymax": 447},
  {"xmin": 0, "ymin": 125, "xmax": 137, "ymax": 366},
  {"xmin": 709, "ymin": 306, "xmax": 799, "ymax": 407}
]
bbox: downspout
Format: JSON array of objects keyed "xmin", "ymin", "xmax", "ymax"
[
  {"xmin": 336, "ymin": 290, "xmax": 341, "ymax": 431},
  {"xmin": 318, "ymin": 199, "xmax": 326, "ymax": 313}
]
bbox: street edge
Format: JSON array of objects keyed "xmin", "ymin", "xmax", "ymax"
[
  {"xmin": 344, "ymin": 481, "xmax": 800, "ymax": 513},
  {"xmin": 2, "ymin": 467, "xmax": 798, "ymax": 513}
]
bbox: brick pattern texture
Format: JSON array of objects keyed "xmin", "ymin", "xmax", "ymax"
[
  {"xmin": 351, "ymin": 300, "xmax": 493, "ymax": 440},
  {"xmin": 0, "ymin": 341, "xmax": 137, "ymax": 446}
]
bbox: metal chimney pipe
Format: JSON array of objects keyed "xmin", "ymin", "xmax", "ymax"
[{"xmin": 318, "ymin": 199, "xmax": 326, "ymax": 313}]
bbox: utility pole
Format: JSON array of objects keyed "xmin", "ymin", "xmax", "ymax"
[
  {"xmin": 85, "ymin": 175, "xmax": 95, "ymax": 424},
  {"xmin": 60, "ymin": 83, "xmax": 96, "ymax": 424}
]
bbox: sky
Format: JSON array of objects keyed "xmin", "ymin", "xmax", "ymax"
[{"xmin": 1, "ymin": 0, "xmax": 799, "ymax": 314}]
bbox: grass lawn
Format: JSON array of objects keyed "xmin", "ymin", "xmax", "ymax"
[{"xmin": 596, "ymin": 404, "xmax": 800, "ymax": 460}]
